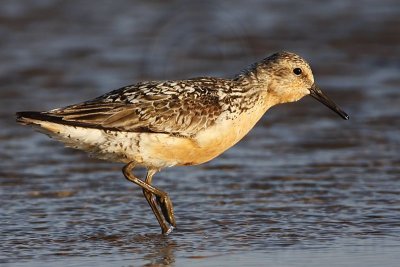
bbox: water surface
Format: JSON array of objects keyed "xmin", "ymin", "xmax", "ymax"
[{"xmin": 1, "ymin": 0, "xmax": 400, "ymax": 266}]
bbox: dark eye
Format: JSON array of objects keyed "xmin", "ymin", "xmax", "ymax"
[{"xmin": 293, "ymin": 68, "xmax": 302, "ymax": 75}]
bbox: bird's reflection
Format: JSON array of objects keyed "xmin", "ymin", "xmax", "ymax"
[
  {"xmin": 87, "ymin": 229, "xmax": 177, "ymax": 266},
  {"xmin": 114, "ymin": 233, "xmax": 177, "ymax": 266},
  {"xmin": 142, "ymin": 236, "xmax": 176, "ymax": 266}
]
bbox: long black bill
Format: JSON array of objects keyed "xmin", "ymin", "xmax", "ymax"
[{"xmin": 309, "ymin": 84, "xmax": 349, "ymax": 120}]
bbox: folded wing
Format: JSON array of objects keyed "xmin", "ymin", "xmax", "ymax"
[{"xmin": 41, "ymin": 79, "xmax": 227, "ymax": 136}]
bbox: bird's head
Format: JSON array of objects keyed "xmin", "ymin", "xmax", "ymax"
[{"xmin": 249, "ymin": 51, "xmax": 349, "ymax": 120}]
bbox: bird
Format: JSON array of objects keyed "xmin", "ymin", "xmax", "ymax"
[{"xmin": 16, "ymin": 51, "xmax": 349, "ymax": 235}]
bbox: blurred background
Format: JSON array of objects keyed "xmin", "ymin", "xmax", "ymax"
[{"xmin": 0, "ymin": 0, "xmax": 399, "ymax": 266}]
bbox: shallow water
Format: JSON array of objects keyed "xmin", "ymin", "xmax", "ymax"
[{"xmin": 1, "ymin": 0, "xmax": 400, "ymax": 266}]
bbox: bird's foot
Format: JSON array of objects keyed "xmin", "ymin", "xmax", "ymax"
[
  {"xmin": 164, "ymin": 225, "xmax": 175, "ymax": 235},
  {"xmin": 157, "ymin": 195, "xmax": 176, "ymax": 228}
]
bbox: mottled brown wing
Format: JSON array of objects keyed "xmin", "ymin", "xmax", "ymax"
[{"xmin": 45, "ymin": 80, "xmax": 225, "ymax": 136}]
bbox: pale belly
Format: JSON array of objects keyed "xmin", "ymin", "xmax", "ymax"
[
  {"xmin": 32, "ymin": 104, "xmax": 268, "ymax": 169},
  {"xmin": 139, "ymin": 104, "xmax": 267, "ymax": 167}
]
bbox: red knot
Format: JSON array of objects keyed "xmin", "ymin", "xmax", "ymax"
[{"xmin": 16, "ymin": 51, "xmax": 349, "ymax": 234}]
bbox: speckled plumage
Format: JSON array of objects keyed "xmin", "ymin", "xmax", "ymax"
[
  {"xmin": 16, "ymin": 51, "xmax": 349, "ymax": 234},
  {"xmin": 46, "ymin": 78, "xmax": 236, "ymax": 137},
  {"xmin": 29, "ymin": 51, "xmax": 314, "ymax": 139}
]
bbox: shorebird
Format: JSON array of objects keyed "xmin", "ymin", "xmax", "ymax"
[{"xmin": 16, "ymin": 51, "xmax": 349, "ymax": 234}]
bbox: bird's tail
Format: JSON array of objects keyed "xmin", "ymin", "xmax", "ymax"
[
  {"xmin": 16, "ymin": 111, "xmax": 49, "ymax": 126},
  {"xmin": 16, "ymin": 111, "xmax": 68, "ymax": 137},
  {"xmin": 16, "ymin": 110, "xmax": 110, "ymax": 156}
]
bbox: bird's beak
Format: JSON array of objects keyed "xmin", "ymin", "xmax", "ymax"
[{"xmin": 309, "ymin": 84, "xmax": 349, "ymax": 120}]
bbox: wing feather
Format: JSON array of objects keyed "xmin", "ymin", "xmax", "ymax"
[{"xmin": 44, "ymin": 78, "xmax": 231, "ymax": 136}]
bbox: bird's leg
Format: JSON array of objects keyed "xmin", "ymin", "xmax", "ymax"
[
  {"xmin": 142, "ymin": 175, "xmax": 169, "ymax": 233},
  {"xmin": 122, "ymin": 162, "xmax": 175, "ymax": 234},
  {"xmin": 144, "ymin": 169, "xmax": 176, "ymax": 229}
]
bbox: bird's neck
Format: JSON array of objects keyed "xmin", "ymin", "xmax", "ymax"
[{"xmin": 228, "ymin": 72, "xmax": 279, "ymax": 117}]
